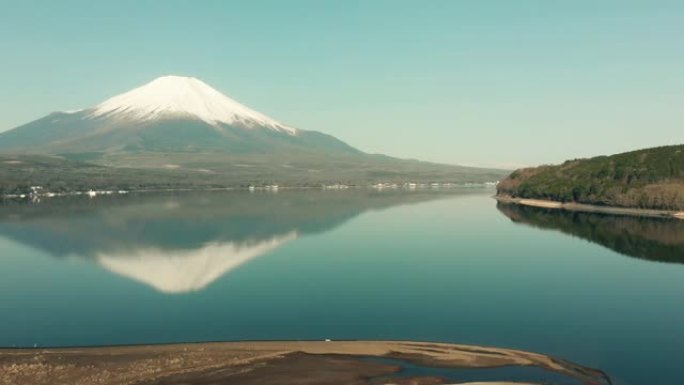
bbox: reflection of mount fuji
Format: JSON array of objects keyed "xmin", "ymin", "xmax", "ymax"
[
  {"xmin": 0, "ymin": 190, "xmax": 466, "ymax": 293},
  {"xmin": 96, "ymin": 232, "xmax": 297, "ymax": 293},
  {"xmin": 497, "ymin": 202, "xmax": 684, "ymax": 264}
]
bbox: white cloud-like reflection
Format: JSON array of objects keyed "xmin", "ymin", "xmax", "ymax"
[{"xmin": 96, "ymin": 232, "xmax": 297, "ymax": 293}]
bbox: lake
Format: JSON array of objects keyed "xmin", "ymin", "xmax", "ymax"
[{"xmin": 0, "ymin": 189, "xmax": 682, "ymax": 385}]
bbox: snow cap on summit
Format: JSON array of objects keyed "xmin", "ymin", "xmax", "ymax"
[{"xmin": 89, "ymin": 75, "xmax": 296, "ymax": 134}]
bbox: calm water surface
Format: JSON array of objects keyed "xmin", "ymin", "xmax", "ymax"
[{"xmin": 0, "ymin": 189, "xmax": 682, "ymax": 385}]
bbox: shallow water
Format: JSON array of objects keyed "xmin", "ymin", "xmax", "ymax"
[
  {"xmin": 0, "ymin": 189, "xmax": 682, "ymax": 385},
  {"xmin": 362, "ymin": 357, "xmax": 584, "ymax": 385}
]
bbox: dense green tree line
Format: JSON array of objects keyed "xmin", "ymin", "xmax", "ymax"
[
  {"xmin": 0, "ymin": 154, "xmax": 506, "ymax": 196},
  {"xmin": 497, "ymin": 145, "xmax": 684, "ymax": 210}
]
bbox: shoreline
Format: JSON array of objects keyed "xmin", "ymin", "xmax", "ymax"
[
  {"xmin": 0, "ymin": 340, "xmax": 610, "ymax": 385},
  {"xmin": 0, "ymin": 184, "xmax": 497, "ymax": 201},
  {"xmin": 496, "ymin": 195, "xmax": 684, "ymax": 219}
]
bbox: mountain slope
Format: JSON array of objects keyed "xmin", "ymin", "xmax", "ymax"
[
  {"xmin": 0, "ymin": 152, "xmax": 506, "ymax": 195},
  {"xmin": 497, "ymin": 145, "xmax": 684, "ymax": 210},
  {"xmin": 0, "ymin": 75, "xmax": 507, "ymax": 189},
  {"xmin": 0, "ymin": 112, "xmax": 358, "ymax": 155},
  {"xmin": 0, "ymin": 76, "xmax": 358, "ymax": 156}
]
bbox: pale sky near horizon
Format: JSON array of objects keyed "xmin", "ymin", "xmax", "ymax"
[{"xmin": 1, "ymin": 0, "xmax": 682, "ymax": 168}]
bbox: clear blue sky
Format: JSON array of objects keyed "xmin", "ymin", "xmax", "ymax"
[{"xmin": 1, "ymin": 0, "xmax": 682, "ymax": 168}]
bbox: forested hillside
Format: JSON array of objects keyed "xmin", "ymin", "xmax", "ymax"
[
  {"xmin": 0, "ymin": 154, "xmax": 506, "ymax": 195},
  {"xmin": 497, "ymin": 145, "xmax": 684, "ymax": 210}
]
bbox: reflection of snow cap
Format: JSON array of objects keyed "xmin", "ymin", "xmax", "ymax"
[{"xmin": 97, "ymin": 232, "xmax": 297, "ymax": 293}]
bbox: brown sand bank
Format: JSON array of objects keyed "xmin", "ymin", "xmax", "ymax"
[
  {"xmin": 496, "ymin": 195, "xmax": 683, "ymax": 219},
  {"xmin": 0, "ymin": 340, "xmax": 611, "ymax": 385}
]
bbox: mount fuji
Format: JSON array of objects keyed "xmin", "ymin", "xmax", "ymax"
[
  {"xmin": 0, "ymin": 75, "xmax": 357, "ymax": 155},
  {"xmin": 0, "ymin": 75, "xmax": 507, "ymax": 190}
]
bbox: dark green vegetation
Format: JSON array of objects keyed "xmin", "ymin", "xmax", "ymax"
[
  {"xmin": 497, "ymin": 145, "xmax": 684, "ymax": 210},
  {"xmin": 0, "ymin": 153, "xmax": 505, "ymax": 195},
  {"xmin": 0, "ymin": 155, "xmax": 202, "ymax": 195},
  {"xmin": 0, "ymin": 112, "xmax": 507, "ymax": 193},
  {"xmin": 498, "ymin": 202, "xmax": 684, "ymax": 264}
]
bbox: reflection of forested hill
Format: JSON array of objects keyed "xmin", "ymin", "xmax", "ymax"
[
  {"xmin": 0, "ymin": 190, "xmax": 468, "ymax": 258},
  {"xmin": 497, "ymin": 202, "xmax": 684, "ymax": 264}
]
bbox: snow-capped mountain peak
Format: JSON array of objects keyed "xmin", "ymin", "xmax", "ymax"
[{"xmin": 88, "ymin": 75, "xmax": 296, "ymax": 134}]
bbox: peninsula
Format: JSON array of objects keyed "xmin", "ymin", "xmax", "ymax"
[
  {"xmin": 496, "ymin": 145, "xmax": 684, "ymax": 217},
  {"xmin": 0, "ymin": 340, "xmax": 611, "ymax": 385}
]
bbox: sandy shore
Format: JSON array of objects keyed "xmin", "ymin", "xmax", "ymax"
[
  {"xmin": 458, "ymin": 383, "xmax": 535, "ymax": 385},
  {"xmin": 496, "ymin": 195, "xmax": 684, "ymax": 219},
  {"xmin": 0, "ymin": 340, "xmax": 610, "ymax": 385}
]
